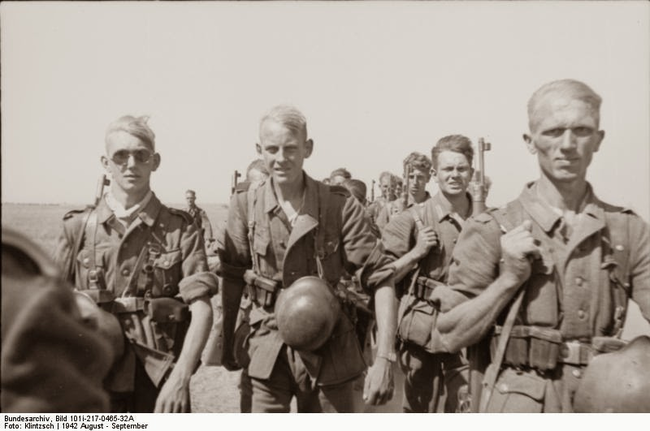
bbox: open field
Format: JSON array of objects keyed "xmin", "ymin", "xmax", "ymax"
[{"xmin": 3, "ymin": 202, "xmax": 649, "ymax": 413}]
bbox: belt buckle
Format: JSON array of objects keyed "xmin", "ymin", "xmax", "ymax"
[{"xmin": 559, "ymin": 341, "xmax": 583, "ymax": 365}]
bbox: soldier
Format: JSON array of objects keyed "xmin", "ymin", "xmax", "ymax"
[
  {"xmin": 54, "ymin": 115, "xmax": 216, "ymax": 413},
  {"xmin": 367, "ymin": 171, "xmax": 397, "ymax": 225},
  {"xmin": 381, "ymin": 137, "xmax": 473, "ymax": 413},
  {"xmin": 219, "ymin": 104, "xmax": 397, "ymax": 412},
  {"xmin": 329, "ymin": 167, "xmax": 352, "ymax": 186},
  {"xmin": 2, "ymin": 228, "xmax": 115, "ymax": 412},
  {"xmin": 437, "ymin": 79, "xmax": 650, "ymax": 412},
  {"xmin": 185, "ymin": 189, "xmax": 215, "ymax": 248},
  {"xmin": 376, "ymin": 152, "xmax": 433, "ymax": 230}
]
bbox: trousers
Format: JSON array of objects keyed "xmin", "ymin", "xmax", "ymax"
[
  {"xmin": 399, "ymin": 343, "xmax": 469, "ymax": 413},
  {"xmin": 251, "ymin": 345, "xmax": 357, "ymax": 413}
]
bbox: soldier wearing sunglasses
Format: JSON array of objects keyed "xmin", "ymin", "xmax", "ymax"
[{"xmin": 54, "ymin": 115, "xmax": 217, "ymax": 413}]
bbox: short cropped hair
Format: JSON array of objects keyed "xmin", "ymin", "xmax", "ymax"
[
  {"xmin": 259, "ymin": 104, "xmax": 308, "ymax": 139},
  {"xmin": 330, "ymin": 168, "xmax": 352, "ymax": 181},
  {"xmin": 342, "ymin": 179, "xmax": 367, "ymax": 203},
  {"xmin": 105, "ymin": 115, "xmax": 156, "ymax": 151},
  {"xmin": 528, "ymin": 79, "xmax": 602, "ymax": 131},
  {"xmin": 186, "ymin": 189, "xmax": 196, "ymax": 196},
  {"xmin": 379, "ymin": 171, "xmax": 395, "ymax": 186},
  {"xmin": 431, "ymin": 135, "xmax": 474, "ymax": 169},
  {"xmin": 403, "ymin": 152, "xmax": 432, "ymax": 176},
  {"xmin": 394, "ymin": 176, "xmax": 403, "ymax": 186},
  {"xmin": 246, "ymin": 159, "xmax": 269, "ymax": 181}
]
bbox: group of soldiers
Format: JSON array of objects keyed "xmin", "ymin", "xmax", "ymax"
[{"xmin": 2, "ymin": 78, "xmax": 649, "ymax": 414}]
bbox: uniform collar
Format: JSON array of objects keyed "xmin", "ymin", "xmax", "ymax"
[
  {"xmin": 518, "ymin": 181, "xmax": 602, "ymax": 233},
  {"xmin": 431, "ymin": 191, "xmax": 473, "ymax": 222},
  {"xmin": 262, "ymin": 171, "xmax": 318, "ymax": 220},
  {"xmin": 97, "ymin": 191, "xmax": 161, "ymax": 227}
]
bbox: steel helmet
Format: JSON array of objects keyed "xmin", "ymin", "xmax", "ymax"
[
  {"xmin": 573, "ymin": 336, "xmax": 650, "ymax": 412},
  {"xmin": 274, "ymin": 276, "xmax": 340, "ymax": 351}
]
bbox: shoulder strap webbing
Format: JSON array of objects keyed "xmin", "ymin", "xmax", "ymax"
[
  {"xmin": 314, "ymin": 182, "xmax": 330, "ymax": 280},
  {"xmin": 603, "ymin": 211, "xmax": 632, "ymax": 336},
  {"xmin": 63, "ymin": 207, "xmax": 94, "ymax": 284},
  {"xmin": 246, "ymin": 188, "xmax": 260, "ymax": 275},
  {"xmin": 479, "ymin": 201, "xmax": 527, "ymax": 412}
]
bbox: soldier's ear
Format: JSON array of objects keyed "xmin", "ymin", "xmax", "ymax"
[
  {"xmin": 101, "ymin": 155, "xmax": 111, "ymax": 173},
  {"xmin": 304, "ymin": 139, "xmax": 314, "ymax": 158},
  {"xmin": 594, "ymin": 130, "xmax": 605, "ymax": 153},
  {"xmin": 256, "ymin": 143, "xmax": 262, "ymax": 156},
  {"xmin": 523, "ymin": 134, "xmax": 537, "ymax": 154},
  {"xmin": 151, "ymin": 153, "xmax": 161, "ymax": 172}
]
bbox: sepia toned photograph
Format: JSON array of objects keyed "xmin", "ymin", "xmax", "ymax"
[{"xmin": 2, "ymin": 0, "xmax": 648, "ymax": 423}]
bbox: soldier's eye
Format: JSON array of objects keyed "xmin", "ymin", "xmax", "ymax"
[
  {"xmin": 543, "ymin": 128, "xmax": 565, "ymax": 138},
  {"xmin": 573, "ymin": 127, "xmax": 593, "ymax": 137}
]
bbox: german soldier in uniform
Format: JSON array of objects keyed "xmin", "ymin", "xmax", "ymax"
[
  {"xmin": 185, "ymin": 189, "xmax": 215, "ymax": 248},
  {"xmin": 366, "ymin": 171, "xmax": 397, "ymax": 226},
  {"xmin": 382, "ymin": 138, "xmax": 472, "ymax": 412},
  {"xmin": 54, "ymin": 115, "xmax": 216, "ymax": 413},
  {"xmin": 376, "ymin": 152, "xmax": 433, "ymax": 231},
  {"xmin": 219, "ymin": 105, "xmax": 397, "ymax": 412},
  {"xmin": 437, "ymin": 79, "xmax": 650, "ymax": 412}
]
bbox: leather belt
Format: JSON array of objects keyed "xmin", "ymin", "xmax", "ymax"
[
  {"xmin": 112, "ymin": 297, "xmax": 146, "ymax": 313},
  {"xmin": 558, "ymin": 340, "xmax": 594, "ymax": 366}
]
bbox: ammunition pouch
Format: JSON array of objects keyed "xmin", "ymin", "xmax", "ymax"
[
  {"xmin": 412, "ymin": 276, "xmax": 445, "ymax": 302},
  {"xmin": 491, "ymin": 326, "xmax": 627, "ymax": 371},
  {"xmin": 144, "ymin": 297, "xmax": 190, "ymax": 323},
  {"xmin": 397, "ymin": 276, "xmax": 445, "ymax": 353}
]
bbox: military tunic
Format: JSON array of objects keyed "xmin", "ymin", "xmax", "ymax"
[
  {"xmin": 54, "ymin": 193, "xmax": 217, "ymax": 412},
  {"xmin": 382, "ymin": 192, "xmax": 470, "ymax": 412},
  {"xmin": 219, "ymin": 173, "xmax": 394, "ymax": 412},
  {"xmin": 446, "ymin": 182, "xmax": 650, "ymax": 412},
  {"xmin": 186, "ymin": 204, "xmax": 214, "ymax": 243}
]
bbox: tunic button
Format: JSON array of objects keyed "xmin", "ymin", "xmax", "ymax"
[
  {"xmin": 572, "ymin": 369, "xmax": 582, "ymax": 378},
  {"xmin": 577, "ymin": 310, "xmax": 586, "ymax": 319},
  {"xmin": 575, "ymin": 277, "xmax": 583, "ymax": 287},
  {"xmin": 453, "ymin": 238, "xmax": 457, "ymax": 244},
  {"xmin": 122, "ymin": 268, "xmax": 130, "ymax": 277},
  {"xmin": 279, "ymin": 240, "xmax": 286, "ymax": 247}
]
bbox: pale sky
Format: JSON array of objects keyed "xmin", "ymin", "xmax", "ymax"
[{"xmin": 2, "ymin": 1, "xmax": 649, "ymax": 220}]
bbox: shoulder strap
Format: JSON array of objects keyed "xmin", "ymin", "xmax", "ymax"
[
  {"xmin": 603, "ymin": 210, "xmax": 633, "ymax": 336},
  {"xmin": 246, "ymin": 187, "xmax": 260, "ymax": 275},
  {"xmin": 314, "ymin": 182, "xmax": 330, "ymax": 279},
  {"xmin": 64, "ymin": 206, "xmax": 94, "ymax": 284}
]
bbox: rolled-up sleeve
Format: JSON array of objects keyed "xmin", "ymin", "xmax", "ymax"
[
  {"xmin": 446, "ymin": 216, "xmax": 502, "ymax": 302},
  {"xmin": 179, "ymin": 214, "xmax": 218, "ymax": 301},
  {"xmin": 630, "ymin": 216, "xmax": 650, "ymax": 323},
  {"xmin": 340, "ymin": 196, "xmax": 395, "ymax": 293},
  {"xmin": 217, "ymin": 193, "xmax": 252, "ymax": 281}
]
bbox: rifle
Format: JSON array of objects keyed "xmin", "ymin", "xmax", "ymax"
[
  {"xmin": 94, "ymin": 174, "xmax": 110, "ymax": 207},
  {"xmin": 231, "ymin": 170, "xmax": 241, "ymax": 195},
  {"xmin": 471, "ymin": 138, "xmax": 491, "ymax": 214},
  {"xmin": 467, "ymin": 137, "xmax": 492, "ymax": 412},
  {"xmin": 371, "ymin": 180, "xmax": 376, "ymax": 202},
  {"xmin": 403, "ymin": 164, "xmax": 412, "ymax": 208}
]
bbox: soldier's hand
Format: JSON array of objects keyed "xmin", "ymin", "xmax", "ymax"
[
  {"xmin": 363, "ymin": 357, "xmax": 394, "ymax": 406},
  {"xmin": 413, "ymin": 226, "xmax": 439, "ymax": 259},
  {"xmin": 154, "ymin": 374, "xmax": 191, "ymax": 413},
  {"xmin": 500, "ymin": 220, "xmax": 540, "ymax": 286}
]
